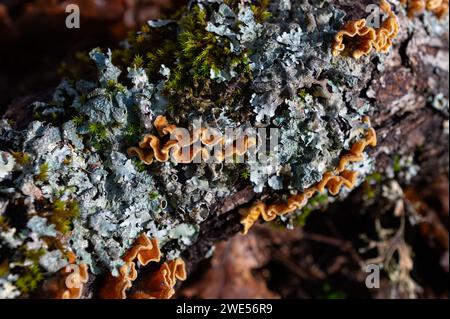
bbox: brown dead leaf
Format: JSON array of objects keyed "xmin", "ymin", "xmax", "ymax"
[{"xmin": 181, "ymin": 232, "xmax": 278, "ymax": 299}]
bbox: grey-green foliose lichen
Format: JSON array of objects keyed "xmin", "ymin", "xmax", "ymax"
[{"xmin": 2, "ymin": 0, "xmax": 446, "ymax": 298}]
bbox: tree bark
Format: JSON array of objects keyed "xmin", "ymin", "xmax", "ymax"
[{"xmin": 2, "ymin": 3, "xmax": 448, "ymax": 298}]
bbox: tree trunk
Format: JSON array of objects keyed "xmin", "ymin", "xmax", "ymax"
[{"xmin": 1, "ymin": 1, "xmax": 448, "ymax": 299}]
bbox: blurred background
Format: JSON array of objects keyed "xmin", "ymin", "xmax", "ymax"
[{"xmin": 0, "ymin": 0, "xmax": 184, "ymax": 113}]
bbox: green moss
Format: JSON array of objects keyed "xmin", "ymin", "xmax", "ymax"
[
  {"xmin": 106, "ymin": 80, "xmax": 126, "ymax": 95},
  {"xmin": 310, "ymin": 193, "xmax": 329, "ymax": 206},
  {"xmin": 323, "ymin": 283, "xmax": 347, "ymax": 299},
  {"xmin": 149, "ymin": 191, "xmax": 159, "ymax": 200},
  {"xmin": 298, "ymin": 88, "xmax": 309, "ymax": 102},
  {"xmin": 20, "ymin": 247, "xmax": 46, "ymax": 265},
  {"xmin": 11, "ymin": 151, "xmax": 32, "ymax": 166},
  {"xmin": 364, "ymin": 172, "xmax": 384, "ymax": 200},
  {"xmin": 132, "ymin": 54, "xmax": 145, "ymax": 68},
  {"xmin": 13, "ymin": 246, "xmax": 46, "ymax": 295},
  {"xmin": 298, "ymin": 89, "xmax": 307, "ymax": 97},
  {"xmin": 134, "ymin": 159, "xmax": 147, "ymax": 173},
  {"xmin": 72, "ymin": 115, "xmax": 85, "ymax": 127},
  {"xmin": 367, "ymin": 172, "xmax": 383, "ymax": 184},
  {"xmin": 295, "ymin": 209, "xmax": 312, "ymax": 227},
  {"xmin": 164, "ymin": 5, "xmax": 251, "ymax": 92},
  {"xmin": 0, "ymin": 215, "xmax": 7, "ymax": 228},
  {"xmin": 114, "ymin": 3, "xmax": 253, "ymax": 114},
  {"xmin": 0, "ymin": 259, "xmax": 9, "ymax": 277},
  {"xmin": 113, "ymin": 22, "xmax": 177, "ymax": 83},
  {"xmin": 79, "ymin": 94, "xmax": 88, "ymax": 105},
  {"xmin": 364, "ymin": 187, "xmax": 377, "ymax": 200},
  {"xmin": 88, "ymin": 122, "xmax": 108, "ymax": 140},
  {"xmin": 240, "ymin": 168, "xmax": 250, "ymax": 180},
  {"xmin": 35, "ymin": 163, "xmax": 49, "ymax": 182},
  {"xmin": 32, "ymin": 111, "xmax": 43, "ymax": 121},
  {"xmin": 124, "ymin": 122, "xmax": 144, "ymax": 146},
  {"xmin": 223, "ymin": 0, "xmax": 271, "ymax": 22},
  {"xmin": 49, "ymin": 199, "xmax": 80, "ymax": 234},
  {"xmin": 88, "ymin": 122, "xmax": 109, "ymax": 150},
  {"xmin": 14, "ymin": 263, "xmax": 44, "ymax": 295},
  {"xmin": 393, "ymin": 155, "xmax": 402, "ymax": 174},
  {"xmin": 250, "ymin": 0, "xmax": 272, "ymax": 22}
]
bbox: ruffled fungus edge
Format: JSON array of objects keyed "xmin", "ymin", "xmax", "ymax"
[
  {"xmin": 240, "ymin": 119, "xmax": 377, "ymax": 235},
  {"xmin": 332, "ymin": 0, "xmax": 400, "ymax": 59}
]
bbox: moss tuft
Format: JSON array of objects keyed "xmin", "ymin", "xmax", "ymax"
[
  {"xmin": 14, "ymin": 263, "xmax": 44, "ymax": 295},
  {"xmin": 49, "ymin": 199, "xmax": 80, "ymax": 234},
  {"xmin": 250, "ymin": 0, "xmax": 272, "ymax": 22},
  {"xmin": 35, "ymin": 163, "xmax": 49, "ymax": 182},
  {"xmin": 72, "ymin": 115, "xmax": 85, "ymax": 127},
  {"xmin": 0, "ymin": 259, "xmax": 9, "ymax": 277},
  {"xmin": 11, "ymin": 151, "xmax": 32, "ymax": 166}
]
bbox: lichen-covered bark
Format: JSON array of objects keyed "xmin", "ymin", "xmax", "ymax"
[
  {"xmin": 183, "ymin": 4, "xmax": 449, "ymax": 280},
  {"xmin": 0, "ymin": 0, "xmax": 448, "ymax": 298}
]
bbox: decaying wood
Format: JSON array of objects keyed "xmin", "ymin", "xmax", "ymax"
[
  {"xmin": 1, "ymin": 4, "xmax": 448, "ymax": 298},
  {"xmin": 184, "ymin": 12, "xmax": 449, "ymax": 274}
]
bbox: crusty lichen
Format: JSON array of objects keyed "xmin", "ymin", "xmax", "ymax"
[
  {"xmin": 2, "ymin": 0, "xmax": 445, "ymax": 298},
  {"xmin": 99, "ymin": 234, "xmax": 161, "ymax": 299},
  {"xmin": 241, "ymin": 123, "xmax": 377, "ymax": 235}
]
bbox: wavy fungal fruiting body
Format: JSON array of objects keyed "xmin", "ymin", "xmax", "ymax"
[
  {"xmin": 99, "ymin": 234, "xmax": 161, "ymax": 299},
  {"xmin": 131, "ymin": 258, "xmax": 187, "ymax": 299},
  {"xmin": 240, "ymin": 125, "xmax": 377, "ymax": 235},
  {"xmin": 98, "ymin": 234, "xmax": 186, "ymax": 299},
  {"xmin": 128, "ymin": 116, "xmax": 257, "ymax": 164},
  {"xmin": 332, "ymin": 0, "xmax": 399, "ymax": 59},
  {"xmin": 401, "ymin": 0, "xmax": 449, "ymax": 18},
  {"xmin": 57, "ymin": 252, "xmax": 89, "ymax": 299}
]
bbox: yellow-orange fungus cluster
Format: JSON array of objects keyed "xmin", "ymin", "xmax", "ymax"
[
  {"xmin": 127, "ymin": 116, "xmax": 257, "ymax": 164},
  {"xmin": 240, "ymin": 122, "xmax": 377, "ymax": 235},
  {"xmin": 57, "ymin": 252, "xmax": 89, "ymax": 299},
  {"xmin": 99, "ymin": 233, "xmax": 161, "ymax": 299},
  {"xmin": 130, "ymin": 258, "xmax": 187, "ymax": 299},
  {"xmin": 332, "ymin": 0, "xmax": 399, "ymax": 59},
  {"xmin": 98, "ymin": 234, "xmax": 186, "ymax": 299},
  {"xmin": 401, "ymin": 0, "xmax": 449, "ymax": 18}
]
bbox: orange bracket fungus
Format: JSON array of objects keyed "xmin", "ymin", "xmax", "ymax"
[
  {"xmin": 57, "ymin": 252, "xmax": 89, "ymax": 299},
  {"xmin": 240, "ymin": 122, "xmax": 377, "ymax": 235},
  {"xmin": 130, "ymin": 258, "xmax": 187, "ymax": 299},
  {"xmin": 401, "ymin": 0, "xmax": 449, "ymax": 18},
  {"xmin": 99, "ymin": 234, "xmax": 161, "ymax": 299},
  {"xmin": 2, "ymin": 0, "xmax": 445, "ymax": 300},
  {"xmin": 128, "ymin": 116, "xmax": 257, "ymax": 164},
  {"xmin": 332, "ymin": 0, "xmax": 399, "ymax": 59}
]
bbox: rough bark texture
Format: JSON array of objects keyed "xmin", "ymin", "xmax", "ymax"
[
  {"xmin": 181, "ymin": 11, "xmax": 449, "ymax": 278},
  {"xmin": 1, "ymin": 2, "xmax": 448, "ymax": 299}
]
